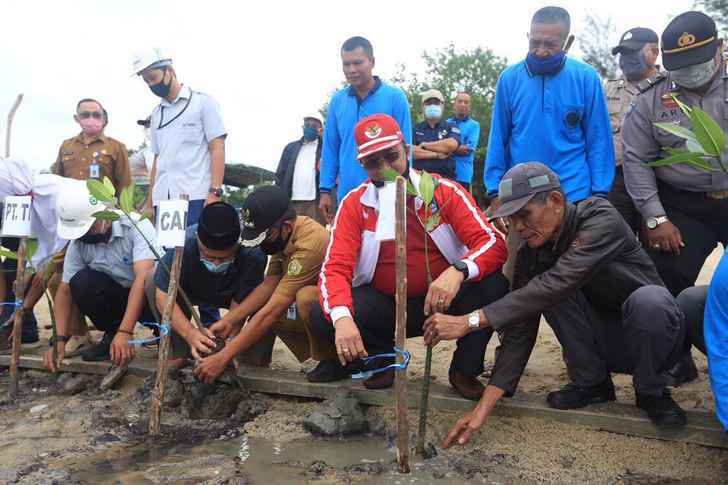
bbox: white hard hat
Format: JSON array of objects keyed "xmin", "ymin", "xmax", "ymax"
[
  {"xmin": 303, "ymin": 112, "xmax": 324, "ymax": 124},
  {"xmin": 131, "ymin": 47, "xmax": 172, "ymax": 76},
  {"xmin": 56, "ymin": 180, "xmax": 102, "ymax": 240}
]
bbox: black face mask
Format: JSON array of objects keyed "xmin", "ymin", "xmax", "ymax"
[
  {"xmin": 79, "ymin": 232, "xmax": 107, "ymax": 245},
  {"xmin": 150, "ymin": 72, "xmax": 172, "ymax": 98},
  {"xmin": 260, "ymin": 229, "xmax": 290, "ymax": 255}
]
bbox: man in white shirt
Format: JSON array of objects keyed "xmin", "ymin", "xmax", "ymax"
[{"xmin": 274, "ymin": 114, "xmax": 325, "ymax": 225}]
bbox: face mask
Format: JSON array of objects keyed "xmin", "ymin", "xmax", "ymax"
[
  {"xmin": 79, "ymin": 117, "xmax": 104, "ymax": 136},
  {"xmin": 670, "ymin": 58, "xmax": 719, "ymax": 89},
  {"xmin": 303, "ymin": 127, "xmax": 318, "ymax": 141},
  {"xmin": 79, "ymin": 232, "xmax": 106, "ymax": 245},
  {"xmin": 260, "ymin": 229, "xmax": 290, "ymax": 255},
  {"xmin": 526, "ymin": 51, "xmax": 566, "ymax": 75},
  {"xmin": 150, "ymin": 71, "xmax": 172, "ymax": 98},
  {"xmin": 424, "ymin": 104, "xmax": 443, "ymax": 119},
  {"xmin": 200, "ymin": 257, "xmax": 233, "ymax": 274},
  {"xmin": 619, "ymin": 50, "xmax": 648, "ymax": 82}
]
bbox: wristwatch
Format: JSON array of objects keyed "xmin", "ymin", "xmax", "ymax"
[
  {"xmin": 453, "ymin": 260, "xmax": 469, "ymax": 280},
  {"xmin": 467, "ymin": 310, "xmax": 481, "ymax": 330},
  {"xmin": 209, "ymin": 186, "xmax": 223, "ymax": 197},
  {"xmin": 49, "ymin": 335, "xmax": 70, "ymax": 346},
  {"xmin": 646, "ymin": 215, "xmax": 669, "ymax": 230}
]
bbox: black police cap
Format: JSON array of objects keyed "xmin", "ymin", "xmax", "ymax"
[
  {"xmin": 661, "ymin": 11, "xmax": 718, "ymax": 71},
  {"xmin": 612, "ymin": 27, "xmax": 659, "ymax": 55}
]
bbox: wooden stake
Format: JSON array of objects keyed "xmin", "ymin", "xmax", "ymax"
[
  {"xmin": 148, "ymin": 196, "xmax": 188, "ymax": 436},
  {"xmin": 8, "ymin": 237, "xmax": 27, "ymax": 400},
  {"xmin": 394, "ymin": 176, "xmax": 410, "ymax": 474}
]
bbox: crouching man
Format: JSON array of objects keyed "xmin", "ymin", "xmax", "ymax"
[
  {"xmin": 44, "ymin": 181, "xmax": 158, "ymax": 371},
  {"xmin": 193, "ymin": 185, "xmax": 336, "ymax": 383},
  {"xmin": 149, "ymin": 202, "xmax": 267, "ymax": 365},
  {"xmin": 435, "ymin": 163, "xmax": 689, "ymax": 448},
  {"xmin": 309, "ymin": 114, "xmax": 508, "ymax": 399}
]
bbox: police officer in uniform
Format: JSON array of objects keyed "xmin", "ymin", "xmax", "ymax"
[
  {"xmin": 622, "ymin": 11, "xmax": 728, "ymax": 385},
  {"xmin": 412, "ymin": 89, "xmax": 461, "ymax": 180},
  {"xmin": 604, "ymin": 27, "xmax": 661, "ymax": 233}
]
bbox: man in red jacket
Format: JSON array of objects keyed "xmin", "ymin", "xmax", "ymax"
[{"xmin": 307, "ymin": 114, "xmax": 508, "ymax": 400}]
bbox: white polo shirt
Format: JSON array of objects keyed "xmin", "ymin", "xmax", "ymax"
[
  {"xmin": 149, "ymin": 85, "xmax": 227, "ymax": 203},
  {"xmin": 291, "ymin": 140, "xmax": 318, "ymax": 201}
]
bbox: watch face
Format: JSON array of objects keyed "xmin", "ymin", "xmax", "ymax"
[{"xmin": 647, "ymin": 218, "xmax": 657, "ymax": 229}]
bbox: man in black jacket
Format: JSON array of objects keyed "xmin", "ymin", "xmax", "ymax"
[
  {"xmin": 425, "ymin": 162, "xmax": 692, "ymax": 446},
  {"xmin": 275, "ymin": 113, "xmax": 325, "ymax": 225}
]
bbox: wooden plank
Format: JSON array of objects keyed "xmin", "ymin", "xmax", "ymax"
[
  {"xmin": 2, "ymin": 355, "xmax": 726, "ymax": 449},
  {"xmin": 8, "ymin": 237, "xmax": 27, "ymax": 400}
]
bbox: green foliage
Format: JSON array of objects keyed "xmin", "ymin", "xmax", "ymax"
[
  {"xmin": 380, "ymin": 168, "xmax": 418, "ymax": 196},
  {"xmin": 649, "ymin": 94, "xmax": 728, "ymax": 173},
  {"xmin": 26, "ymin": 239, "xmax": 38, "ymax": 261},
  {"xmin": 119, "ymin": 185, "xmax": 135, "ymax": 214},
  {"xmin": 87, "ymin": 178, "xmax": 115, "ymax": 202},
  {"xmin": 579, "ymin": 14, "xmax": 618, "ymax": 79},
  {"xmin": 391, "ymin": 43, "xmax": 507, "ymax": 207},
  {"xmin": 92, "ymin": 210, "xmax": 121, "ymax": 221},
  {"xmin": 0, "ymin": 247, "xmax": 17, "ymax": 260}
]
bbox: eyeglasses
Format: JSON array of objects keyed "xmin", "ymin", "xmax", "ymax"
[
  {"xmin": 78, "ymin": 111, "xmax": 104, "ymax": 120},
  {"xmin": 360, "ymin": 149, "xmax": 400, "ymax": 169},
  {"xmin": 528, "ymin": 37, "xmax": 563, "ymax": 52}
]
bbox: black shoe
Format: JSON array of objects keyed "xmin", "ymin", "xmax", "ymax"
[
  {"xmin": 664, "ymin": 354, "xmax": 698, "ymax": 387},
  {"xmin": 306, "ymin": 359, "xmax": 351, "ymax": 383},
  {"xmin": 547, "ymin": 380, "xmax": 616, "ymax": 409},
  {"xmin": 20, "ymin": 311, "xmax": 38, "ymax": 344},
  {"xmin": 81, "ymin": 332, "xmax": 113, "ymax": 362},
  {"xmin": 636, "ymin": 391, "xmax": 687, "ymax": 429}
]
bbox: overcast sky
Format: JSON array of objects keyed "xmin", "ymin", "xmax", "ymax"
[{"xmin": 1, "ymin": 0, "xmax": 695, "ymax": 174}]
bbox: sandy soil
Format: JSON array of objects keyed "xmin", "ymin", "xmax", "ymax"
[{"xmin": 2, "ymin": 248, "xmax": 725, "ymax": 483}]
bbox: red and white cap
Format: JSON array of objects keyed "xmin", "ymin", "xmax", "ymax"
[{"xmin": 354, "ymin": 114, "xmax": 404, "ymax": 160}]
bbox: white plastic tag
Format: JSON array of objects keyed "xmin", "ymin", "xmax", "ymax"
[
  {"xmin": 287, "ymin": 303, "xmax": 297, "ymax": 320},
  {"xmin": 157, "ymin": 199, "xmax": 188, "ymax": 247},
  {"xmin": 375, "ymin": 182, "xmax": 396, "ymax": 241},
  {"xmin": 2, "ymin": 196, "xmax": 33, "ymax": 237},
  {"xmin": 89, "ymin": 163, "xmax": 100, "ymax": 179}
]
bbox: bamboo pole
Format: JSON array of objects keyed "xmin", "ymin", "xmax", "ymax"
[
  {"xmin": 5, "ymin": 94, "xmax": 23, "ymax": 158},
  {"xmin": 8, "ymin": 237, "xmax": 27, "ymax": 400},
  {"xmin": 394, "ymin": 176, "xmax": 410, "ymax": 473},
  {"xmin": 148, "ymin": 197, "xmax": 188, "ymax": 435}
]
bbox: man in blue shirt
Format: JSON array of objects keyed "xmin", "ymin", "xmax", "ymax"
[
  {"xmin": 485, "ymin": 6, "xmax": 614, "ymax": 210},
  {"xmin": 413, "ymin": 88, "xmax": 461, "ymax": 180},
  {"xmin": 448, "ymin": 92, "xmax": 481, "ymax": 191},
  {"xmin": 318, "ymin": 36, "xmax": 412, "ymax": 223},
  {"xmin": 676, "ymin": 255, "xmax": 728, "ymax": 432}
]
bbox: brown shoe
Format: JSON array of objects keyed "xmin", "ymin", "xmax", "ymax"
[
  {"xmin": 363, "ymin": 368, "xmax": 395, "ymax": 389},
  {"xmin": 449, "ymin": 369, "xmax": 485, "ymax": 401}
]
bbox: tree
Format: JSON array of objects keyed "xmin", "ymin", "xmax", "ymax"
[
  {"xmin": 579, "ymin": 13, "xmax": 619, "ymax": 79},
  {"xmin": 696, "ymin": 0, "xmax": 728, "ymax": 29},
  {"xmin": 391, "ymin": 44, "xmax": 508, "ymax": 206}
]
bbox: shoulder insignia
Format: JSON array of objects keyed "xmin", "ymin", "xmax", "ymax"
[
  {"xmin": 287, "ymin": 259, "xmax": 303, "ymax": 276},
  {"xmin": 637, "ymin": 73, "xmax": 666, "ymax": 93}
]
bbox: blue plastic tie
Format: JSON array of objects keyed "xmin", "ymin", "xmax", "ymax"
[
  {"xmin": 128, "ymin": 321, "xmax": 170, "ymax": 346},
  {"xmin": 351, "ymin": 346, "xmax": 411, "ymax": 380},
  {"xmin": 0, "ymin": 301, "xmax": 23, "ymax": 328}
]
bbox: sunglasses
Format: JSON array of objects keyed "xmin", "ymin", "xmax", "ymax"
[
  {"xmin": 78, "ymin": 111, "xmax": 104, "ymax": 120},
  {"xmin": 360, "ymin": 149, "xmax": 400, "ymax": 169}
]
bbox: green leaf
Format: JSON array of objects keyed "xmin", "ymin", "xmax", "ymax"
[
  {"xmin": 424, "ymin": 212, "xmax": 441, "ymax": 231},
  {"xmin": 690, "ymin": 107, "xmax": 726, "ymax": 157},
  {"xmin": 92, "ymin": 210, "xmax": 120, "ymax": 221},
  {"xmin": 0, "ymin": 248, "xmax": 17, "ymax": 260},
  {"xmin": 405, "ymin": 180, "xmax": 417, "ymax": 197},
  {"xmin": 418, "ymin": 171, "xmax": 435, "ymax": 206},
  {"xmin": 119, "ymin": 185, "xmax": 134, "ymax": 214},
  {"xmin": 379, "ymin": 168, "xmax": 399, "ymax": 183},
  {"xmin": 647, "ymin": 152, "xmax": 716, "ymax": 169},
  {"xmin": 654, "ymin": 122, "xmax": 698, "ymax": 142},
  {"xmin": 26, "ymin": 239, "xmax": 38, "ymax": 260},
  {"xmin": 102, "ymin": 177, "xmax": 116, "ymax": 197},
  {"xmin": 686, "ymin": 138, "xmax": 705, "ymax": 154},
  {"xmin": 683, "ymin": 158, "xmax": 719, "ymax": 172},
  {"xmin": 87, "ymin": 179, "xmax": 115, "ymax": 202}
]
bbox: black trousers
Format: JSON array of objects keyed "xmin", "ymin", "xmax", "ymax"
[
  {"xmin": 646, "ymin": 183, "xmax": 728, "ymax": 297},
  {"xmin": 544, "ymin": 285, "xmax": 685, "ymax": 396},
  {"xmin": 676, "ymin": 285, "xmax": 708, "ymax": 355},
  {"xmin": 608, "ymin": 167, "xmax": 642, "ymax": 234},
  {"xmin": 70, "ymin": 268, "xmax": 154, "ymax": 334},
  {"xmin": 310, "ymin": 271, "xmax": 510, "ymax": 377}
]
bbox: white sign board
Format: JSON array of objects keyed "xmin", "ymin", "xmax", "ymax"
[
  {"xmin": 157, "ymin": 199, "xmax": 188, "ymax": 248},
  {"xmin": 2, "ymin": 195, "xmax": 32, "ymax": 237},
  {"xmin": 375, "ymin": 183, "xmax": 396, "ymax": 241}
]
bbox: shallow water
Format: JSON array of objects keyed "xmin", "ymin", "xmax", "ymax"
[{"xmin": 65, "ymin": 433, "xmax": 491, "ymax": 484}]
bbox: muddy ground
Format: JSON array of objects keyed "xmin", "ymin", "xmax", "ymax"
[{"xmin": 0, "ymin": 249, "xmax": 726, "ymax": 484}]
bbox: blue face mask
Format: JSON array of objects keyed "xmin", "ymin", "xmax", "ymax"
[
  {"xmin": 526, "ymin": 51, "xmax": 566, "ymax": 75},
  {"xmin": 424, "ymin": 104, "xmax": 443, "ymax": 119},
  {"xmin": 303, "ymin": 127, "xmax": 318, "ymax": 141},
  {"xmin": 200, "ymin": 257, "xmax": 233, "ymax": 274}
]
